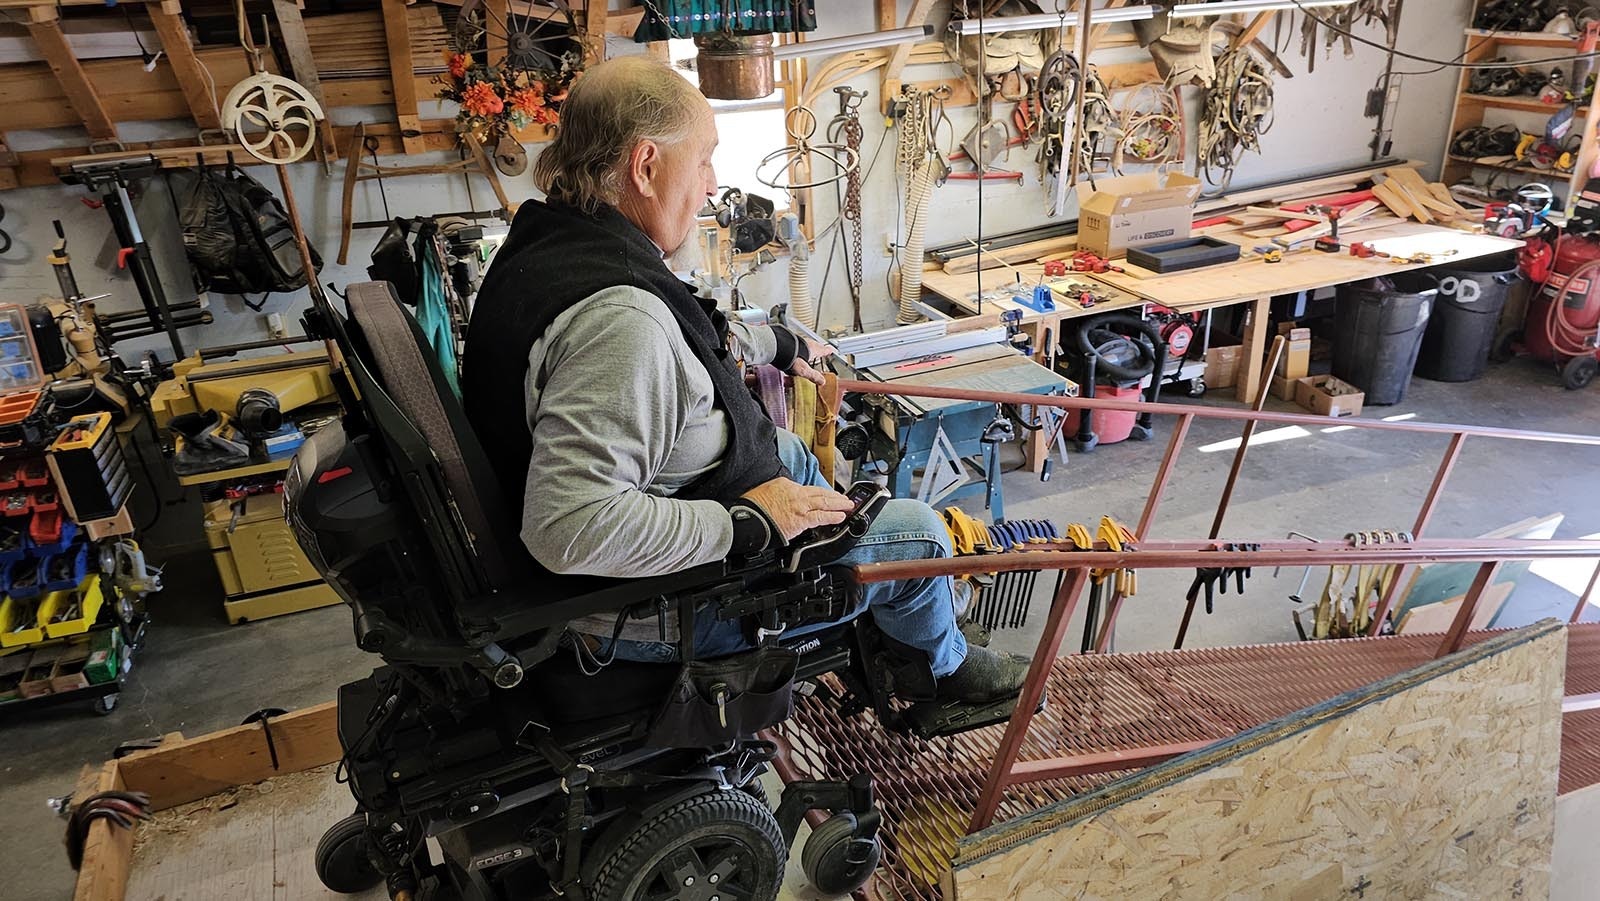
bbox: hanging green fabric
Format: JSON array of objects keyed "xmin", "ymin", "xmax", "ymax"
[
  {"xmin": 413, "ymin": 239, "xmax": 462, "ymax": 399},
  {"xmin": 634, "ymin": 0, "xmax": 817, "ymax": 41}
]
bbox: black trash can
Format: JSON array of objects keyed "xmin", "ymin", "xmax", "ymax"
[
  {"xmin": 1333, "ymin": 272, "xmax": 1437, "ymax": 405},
  {"xmin": 1415, "ymin": 252, "xmax": 1518, "ymax": 382}
]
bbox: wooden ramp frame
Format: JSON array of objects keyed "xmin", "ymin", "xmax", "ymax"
[{"xmin": 947, "ymin": 621, "xmax": 1565, "ymax": 900}]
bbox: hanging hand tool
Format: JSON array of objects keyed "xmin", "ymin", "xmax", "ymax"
[{"xmin": 1186, "ymin": 567, "xmax": 1223, "ymax": 615}]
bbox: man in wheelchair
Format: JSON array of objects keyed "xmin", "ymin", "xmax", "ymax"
[{"xmin": 284, "ymin": 56, "xmax": 1029, "ymax": 901}]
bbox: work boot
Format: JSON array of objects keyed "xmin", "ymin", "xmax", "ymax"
[
  {"xmin": 935, "ymin": 645, "xmax": 1030, "ymax": 704},
  {"xmin": 959, "ymin": 618, "xmax": 992, "ymax": 648}
]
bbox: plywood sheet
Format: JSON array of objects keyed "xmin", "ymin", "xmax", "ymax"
[
  {"xmin": 949, "ymin": 622, "xmax": 1565, "ymax": 900},
  {"xmin": 1555, "ymin": 781, "xmax": 1600, "ymax": 901},
  {"xmin": 125, "ymin": 763, "xmax": 384, "ymax": 901},
  {"xmin": 1396, "ymin": 580, "xmax": 1514, "ymax": 634},
  {"xmin": 1395, "ymin": 514, "xmax": 1562, "ymax": 627}
]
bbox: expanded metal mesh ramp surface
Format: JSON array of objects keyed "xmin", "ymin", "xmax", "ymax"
[{"xmin": 774, "ymin": 623, "xmax": 1600, "ymax": 901}]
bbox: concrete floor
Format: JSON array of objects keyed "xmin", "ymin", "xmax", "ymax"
[{"xmin": 2, "ymin": 355, "xmax": 1597, "ymax": 901}]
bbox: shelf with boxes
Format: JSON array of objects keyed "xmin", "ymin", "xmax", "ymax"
[{"xmin": 0, "ymin": 298, "xmax": 154, "ymax": 717}]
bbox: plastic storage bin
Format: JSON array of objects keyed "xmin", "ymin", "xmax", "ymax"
[
  {"xmin": 1415, "ymin": 252, "xmax": 1517, "ymax": 382},
  {"xmin": 40, "ymin": 574, "xmax": 103, "ymax": 639},
  {"xmin": 1333, "ymin": 273, "xmax": 1438, "ymax": 405}
]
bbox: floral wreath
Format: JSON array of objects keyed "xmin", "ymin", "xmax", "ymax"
[{"xmin": 438, "ymin": 50, "xmax": 580, "ymax": 143}]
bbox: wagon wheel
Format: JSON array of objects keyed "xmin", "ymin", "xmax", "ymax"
[{"xmin": 454, "ymin": 0, "xmax": 584, "ymax": 78}]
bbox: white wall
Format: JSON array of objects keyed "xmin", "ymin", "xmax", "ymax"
[{"xmin": 0, "ymin": 0, "xmax": 1473, "ymax": 354}]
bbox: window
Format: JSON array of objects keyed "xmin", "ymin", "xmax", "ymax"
[{"xmin": 666, "ymin": 38, "xmax": 789, "ymax": 199}]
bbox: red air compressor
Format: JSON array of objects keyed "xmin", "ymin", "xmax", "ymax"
[{"xmin": 1525, "ymin": 233, "xmax": 1600, "ymax": 389}]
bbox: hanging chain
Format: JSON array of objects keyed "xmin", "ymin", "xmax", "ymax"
[{"xmin": 831, "ymin": 87, "xmax": 867, "ymax": 333}]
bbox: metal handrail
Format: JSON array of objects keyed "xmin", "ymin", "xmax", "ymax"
[{"xmin": 830, "ymin": 375, "xmax": 1600, "ymax": 832}]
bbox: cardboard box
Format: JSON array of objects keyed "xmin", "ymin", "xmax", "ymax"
[
  {"xmin": 1272, "ymin": 374, "xmax": 1298, "ymax": 401},
  {"xmin": 1077, "ymin": 172, "xmax": 1202, "ymax": 258},
  {"xmin": 1206, "ymin": 340, "xmax": 1242, "ymax": 390},
  {"xmin": 1276, "ymin": 326, "xmax": 1312, "ymax": 380},
  {"xmin": 1295, "ymin": 375, "xmax": 1365, "ymax": 417}
]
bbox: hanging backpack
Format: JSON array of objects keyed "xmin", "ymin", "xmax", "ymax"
[{"xmin": 174, "ymin": 163, "xmax": 320, "ymax": 296}]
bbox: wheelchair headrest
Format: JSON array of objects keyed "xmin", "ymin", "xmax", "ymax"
[{"xmin": 342, "ymin": 281, "xmax": 530, "ymax": 588}]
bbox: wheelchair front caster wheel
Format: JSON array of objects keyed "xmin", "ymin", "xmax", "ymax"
[
  {"xmin": 802, "ymin": 813, "xmax": 881, "ymax": 896},
  {"xmin": 315, "ymin": 813, "xmax": 383, "ymax": 894}
]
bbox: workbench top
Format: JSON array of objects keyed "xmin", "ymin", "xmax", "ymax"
[
  {"xmin": 919, "ymin": 221, "xmax": 1523, "ymax": 317},
  {"xmin": 1090, "ymin": 222, "xmax": 1524, "ymax": 310},
  {"xmin": 855, "ymin": 344, "xmax": 1071, "ymax": 415}
]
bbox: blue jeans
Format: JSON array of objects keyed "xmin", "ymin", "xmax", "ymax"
[{"xmin": 599, "ymin": 429, "xmax": 969, "ymax": 677}]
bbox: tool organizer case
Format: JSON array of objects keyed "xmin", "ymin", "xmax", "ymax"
[{"xmin": 1126, "ymin": 236, "xmax": 1242, "ymax": 273}]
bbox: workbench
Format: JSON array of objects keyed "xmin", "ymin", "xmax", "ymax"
[
  {"xmin": 920, "ymin": 221, "xmax": 1524, "ymax": 403},
  {"xmin": 845, "ymin": 344, "xmax": 1072, "ymax": 522}
]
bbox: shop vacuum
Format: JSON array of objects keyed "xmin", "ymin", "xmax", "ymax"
[{"xmin": 1061, "ymin": 314, "xmax": 1168, "ymax": 451}]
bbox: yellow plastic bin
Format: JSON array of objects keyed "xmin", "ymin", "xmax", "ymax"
[
  {"xmin": 40, "ymin": 575, "xmax": 104, "ymax": 639},
  {"xmin": 0, "ymin": 595, "xmax": 44, "ymax": 648}
]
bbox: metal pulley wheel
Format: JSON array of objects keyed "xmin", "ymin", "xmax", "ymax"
[
  {"xmin": 494, "ymin": 134, "xmax": 528, "ymax": 176},
  {"xmin": 221, "ymin": 73, "xmax": 325, "ymax": 164}
]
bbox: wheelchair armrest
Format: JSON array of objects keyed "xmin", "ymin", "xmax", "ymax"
[
  {"xmin": 475, "ymin": 552, "xmax": 852, "ymax": 654},
  {"xmin": 477, "ymin": 554, "xmax": 779, "ymax": 639}
]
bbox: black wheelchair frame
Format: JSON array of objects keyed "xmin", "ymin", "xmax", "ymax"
[{"xmin": 284, "ymin": 282, "xmax": 1011, "ymax": 901}]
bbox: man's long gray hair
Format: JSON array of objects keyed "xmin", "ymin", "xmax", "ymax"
[{"xmin": 533, "ymin": 56, "xmax": 706, "ymax": 211}]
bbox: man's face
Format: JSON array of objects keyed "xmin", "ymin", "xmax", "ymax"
[{"xmin": 625, "ymin": 107, "xmax": 719, "ymax": 255}]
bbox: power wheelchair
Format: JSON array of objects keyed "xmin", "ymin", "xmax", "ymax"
[{"xmin": 284, "ymin": 282, "xmax": 1020, "ymax": 901}]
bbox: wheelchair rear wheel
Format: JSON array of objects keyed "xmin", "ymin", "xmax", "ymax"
[
  {"xmin": 314, "ymin": 813, "xmax": 384, "ymax": 894},
  {"xmin": 588, "ymin": 787, "xmax": 785, "ymax": 901}
]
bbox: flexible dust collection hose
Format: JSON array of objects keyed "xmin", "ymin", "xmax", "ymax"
[
  {"xmin": 776, "ymin": 212, "xmax": 815, "ymax": 329},
  {"xmin": 897, "ymin": 160, "xmax": 937, "ymax": 324},
  {"xmin": 787, "ymin": 251, "xmax": 815, "ymax": 330}
]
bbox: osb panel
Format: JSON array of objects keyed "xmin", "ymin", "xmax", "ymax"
[{"xmin": 949, "ymin": 625, "xmax": 1565, "ymax": 901}]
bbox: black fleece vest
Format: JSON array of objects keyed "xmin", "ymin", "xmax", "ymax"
[{"xmin": 463, "ymin": 199, "xmax": 785, "ymax": 514}]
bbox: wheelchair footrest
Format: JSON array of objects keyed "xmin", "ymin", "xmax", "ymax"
[{"xmin": 899, "ymin": 690, "xmax": 1046, "ymax": 740}]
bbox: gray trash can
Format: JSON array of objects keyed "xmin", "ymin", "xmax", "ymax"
[
  {"xmin": 1415, "ymin": 252, "xmax": 1518, "ymax": 382},
  {"xmin": 1334, "ymin": 272, "xmax": 1437, "ymax": 405}
]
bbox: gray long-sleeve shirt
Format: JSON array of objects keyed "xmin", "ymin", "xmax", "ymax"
[{"xmin": 520, "ymin": 286, "xmax": 782, "ymax": 635}]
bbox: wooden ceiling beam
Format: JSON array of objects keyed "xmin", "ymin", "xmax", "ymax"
[
  {"xmin": 380, "ymin": 0, "xmax": 426, "ymax": 154},
  {"xmin": 485, "ymin": 0, "xmax": 508, "ymax": 64},
  {"xmin": 881, "ymin": 0, "xmax": 940, "ymax": 113},
  {"xmin": 583, "ymin": 0, "xmax": 608, "ymax": 64},
  {"xmin": 1232, "ymin": 11, "xmax": 1278, "ymax": 49},
  {"xmin": 25, "ymin": 5, "xmax": 119, "ymax": 142},
  {"xmin": 143, "ymin": 0, "xmax": 222, "ymax": 130},
  {"xmin": 270, "ymin": 0, "xmax": 337, "ymax": 161}
]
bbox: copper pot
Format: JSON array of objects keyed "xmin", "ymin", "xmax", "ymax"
[{"xmin": 693, "ymin": 33, "xmax": 775, "ymax": 100}]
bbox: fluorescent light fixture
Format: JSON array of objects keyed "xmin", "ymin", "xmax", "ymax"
[
  {"xmin": 1169, "ymin": 0, "xmax": 1355, "ymax": 17},
  {"xmin": 950, "ymin": 5, "xmax": 1158, "ymax": 35},
  {"xmin": 772, "ymin": 25, "xmax": 934, "ymax": 60}
]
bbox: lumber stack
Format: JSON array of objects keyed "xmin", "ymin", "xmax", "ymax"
[
  {"xmin": 1371, "ymin": 166, "xmax": 1477, "ymax": 226},
  {"xmin": 305, "ymin": 6, "xmax": 451, "ymax": 80},
  {"xmin": 933, "ymin": 160, "xmax": 1430, "ymax": 275}
]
